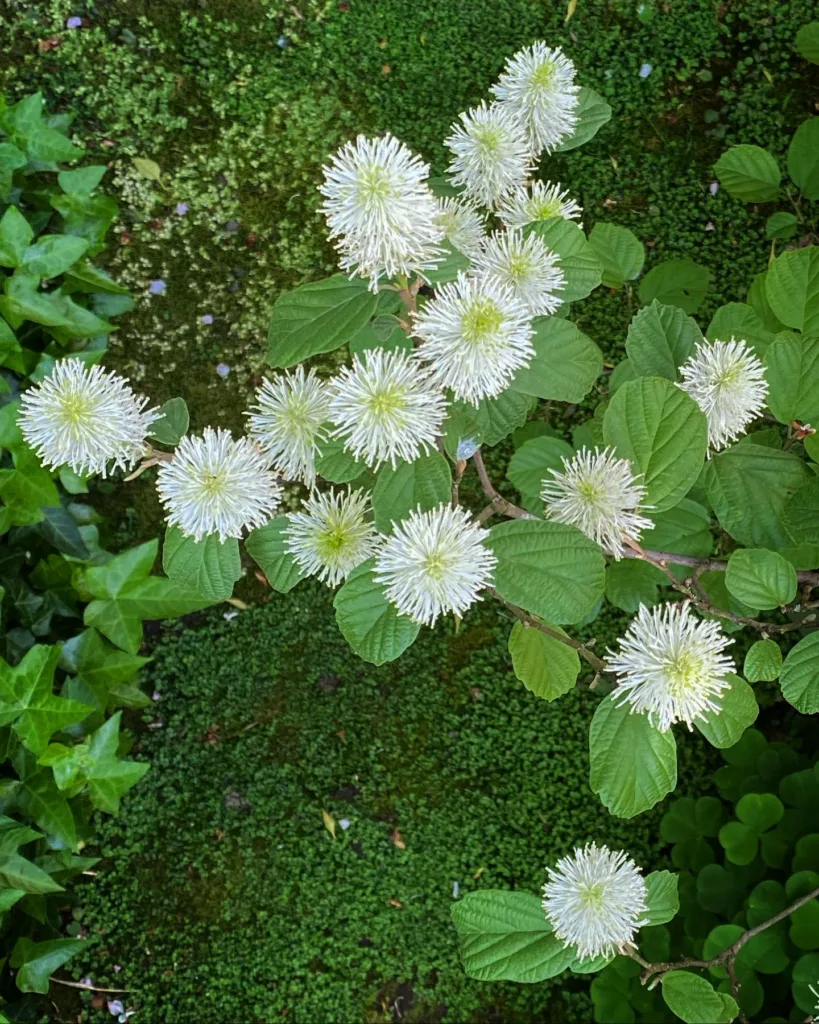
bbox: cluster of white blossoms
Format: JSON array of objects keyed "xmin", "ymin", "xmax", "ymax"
[
  {"xmin": 540, "ymin": 447, "xmax": 653, "ymax": 559},
  {"xmin": 18, "ymin": 359, "xmax": 161, "ymax": 479},
  {"xmin": 678, "ymin": 337, "xmax": 768, "ymax": 452},
  {"xmin": 607, "ymin": 601, "xmax": 735, "ymax": 732},
  {"xmin": 542, "ymin": 843, "xmax": 648, "ymax": 960}
]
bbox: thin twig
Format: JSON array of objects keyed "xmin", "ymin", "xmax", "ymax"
[
  {"xmin": 622, "ymin": 547, "xmax": 819, "ymax": 589},
  {"xmin": 452, "ymin": 459, "xmax": 466, "ymax": 509},
  {"xmin": 49, "ymin": 977, "xmax": 130, "ymax": 994},
  {"xmin": 486, "ymin": 587, "xmax": 609, "ymax": 674},
  {"xmin": 623, "ymin": 884, "xmax": 819, "ymax": 987},
  {"xmin": 471, "ymin": 450, "xmax": 535, "ymax": 520}
]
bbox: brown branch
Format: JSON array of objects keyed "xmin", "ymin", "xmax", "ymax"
[
  {"xmin": 471, "ymin": 450, "xmax": 535, "ymax": 521},
  {"xmin": 623, "ymin": 547, "xmax": 819, "ymax": 589},
  {"xmin": 452, "ymin": 458, "xmax": 466, "ymax": 509},
  {"xmin": 623, "ymin": 884, "xmax": 819, "ymax": 988},
  {"xmin": 49, "ymin": 977, "xmax": 130, "ymax": 994},
  {"xmin": 486, "ymin": 586, "xmax": 609, "ymax": 674}
]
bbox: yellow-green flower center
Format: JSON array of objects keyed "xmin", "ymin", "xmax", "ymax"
[
  {"xmin": 200, "ymin": 470, "xmax": 228, "ymax": 497},
  {"xmin": 578, "ymin": 882, "xmax": 605, "ymax": 910},
  {"xmin": 578, "ymin": 480, "xmax": 604, "ymax": 505},
  {"xmin": 531, "ymin": 199, "xmax": 561, "ymax": 221},
  {"xmin": 57, "ymin": 393, "xmax": 94, "ymax": 432},
  {"xmin": 462, "ymin": 298, "xmax": 504, "ymax": 344},
  {"xmin": 530, "ymin": 61, "xmax": 555, "ymax": 89},
  {"xmin": 317, "ymin": 525, "xmax": 351, "ymax": 559},
  {"xmin": 507, "ymin": 252, "xmax": 534, "ymax": 281},
  {"xmin": 473, "ymin": 126, "xmax": 502, "ymax": 155},
  {"xmin": 367, "ymin": 386, "xmax": 407, "ymax": 420},
  {"xmin": 423, "ymin": 551, "xmax": 448, "ymax": 579},
  {"xmin": 357, "ymin": 166, "xmax": 395, "ymax": 207},
  {"xmin": 665, "ymin": 651, "xmax": 705, "ymax": 697}
]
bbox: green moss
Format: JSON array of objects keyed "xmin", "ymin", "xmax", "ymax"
[{"xmin": 74, "ymin": 583, "xmax": 714, "ymax": 1023}]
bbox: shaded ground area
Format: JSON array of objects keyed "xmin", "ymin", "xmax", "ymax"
[{"xmin": 73, "ymin": 586, "xmax": 715, "ymax": 1023}]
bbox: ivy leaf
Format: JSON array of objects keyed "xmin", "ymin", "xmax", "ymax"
[
  {"xmin": 57, "ymin": 165, "xmax": 107, "ymax": 196},
  {"xmin": 267, "ymin": 276, "xmax": 378, "ymax": 367},
  {"xmin": 10, "ymin": 936, "xmax": 85, "ymax": 994},
  {"xmin": 16, "ymin": 770, "xmax": 77, "ymax": 849},
  {"xmin": 589, "ymin": 695, "xmax": 677, "ymax": 818},
  {"xmin": 507, "ymin": 621, "xmax": 580, "ymax": 701},
  {"xmin": 488, "ymin": 520, "xmax": 605, "ymax": 625},
  {"xmin": 19, "ymin": 235, "xmax": 89, "ymax": 278},
  {"xmin": 450, "ymin": 890, "xmax": 575, "ymax": 982},
  {"xmin": 162, "ymin": 528, "xmax": 242, "ymax": 602},
  {"xmin": 603, "ymin": 377, "xmax": 708, "ymax": 511},
  {"xmin": 661, "ymin": 970, "xmax": 739, "ymax": 1023},
  {"xmin": 61, "ymin": 628, "xmax": 149, "ymax": 710},
  {"xmin": 0, "ymin": 852, "xmax": 62, "ymax": 894},
  {"xmin": 333, "ymin": 559, "xmax": 420, "ymax": 665},
  {"xmin": 245, "ymin": 518, "xmax": 305, "ymax": 594},
  {"xmin": 0, "ymin": 206, "xmax": 34, "ymax": 267},
  {"xmin": 0, "ymin": 444, "xmax": 60, "ymax": 526},
  {"xmin": 0, "ymin": 646, "xmax": 91, "ymax": 755},
  {"xmin": 695, "ymin": 675, "xmax": 759, "ymax": 750}
]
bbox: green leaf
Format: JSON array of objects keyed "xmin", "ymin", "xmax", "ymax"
[
  {"xmin": 0, "ymin": 852, "xmax": 62, "ymax": 894},
  {"xmin": 747, "ymin": 271, "xmax": 787, "ymax": 333},
  {"xmin": 780, "ymin": 632, "xmax": 819, "ymax": 713},
  {"xmin": 0, "ymin": 446, "xmax": 60, "ymax": 526},
  {"xmin": 348, "ymin": 315, "xmax": 411, "ymax": 356},
  {"xmin": 790, "ymin": 898, "xmax": 819, "ymax": 950},
  {"xmin": 57, "ymin": 165, "xmax": 107, "ymax": 196},
  {"xmin": 766, "ymin": 246, "xmax": 819, "ymax": 334},
  {"xmin": 0, "ymin": 143, "xmax": 26, "ymax": 200},
  {"xmin": 0, "ymin": 206, "xmax": 34, "ymax": 266},
  {"xmin": 4, "ymin": 275, "xmax": 114, "ymax": 338},
  {"xmin": 638, "ymin": 259, "xmax": 710, "ymax": 315},
  {"xmin": 737, "ymin": 792, "xmax": 784, "ymax": 833},
  {"xmin": 589, "ymin": 695, "xmax": 677, "ymax": 818},
  {"xmin": 588, "ymin": 223, "xmax": 645, "ymax": 289},
  {"xmin": 267, "ymin": 276, "xmax": 379, "ymax": 367},
  {"xmin": 695, "ymin": 675, "xmax": 759, "ymax": 750},
  {"xmin": 506, "ymin": 435, "xmax": 574, "ymax": 513},
  {"xmin": 603, "ymin": 377, "xmax": 708, "ymax": 511},
  {"xmin": 507, "ymin": 621, "xmax": 580, "ymax": 701},
  {"xmin": 662, "ymin": 970, "xmax": 738, "ymax": 1024},
  {"xmin": 714, "ymin": 144, "xmax": 781, "ymax": 202},
  {"xmin": 450, "ymin": 890, "xmax": 574, "ymax": 982},
  {"xmin": 796, "ymin": 22, "xmax": 819, "ymax": 63},
  {"xmin": 10, "ymin": 937, "xmax": 85, "ymax": 994},
  {"xmin": 793, "ymin": 952, "xmax": 819, "ymax": 1013},
  {"xmin": 148, "ymin": 397, "xmax": 189, "ymax": 446},
  {"xmin": 162, "ymin": 528, "xmax": 241, "ymax": 602},
  {"xmin": 66, "ymin": 260, "xmax": 130, "ymax": 295},
  {"xmin": 642, "ymin": 499, "xmax": 713, "ymax": 560},
  {"xmin": 473, "ymin": 390, "xmax": 533, "ymax": 446},
  {"xmin": 765, "ymin": 336, "xmax": 819, "ymax": 425},
  {"xmin": 707, "ymin": 302, "xmax": 774, "ymax": 357},
  {"xmin": 510, "ymin": 317, "xmax": 602, "ymax": 402},
  {"xmin": 0, "ymin": 646, "xmax": 91, "ymax": 755},
  {"xmin": 488, "ymin": 520, "xmax": 605, "ymax": 625},
  {"xmin": 766, "ymin": 211, "xmax": 798, "ymax": 241},
  {"xmin": 424, "ymin": 244, "xmax": 470, "ymax": 285},
  {"xmin": 526, "ymin": 219, "xmax": 602, "ymax": 302},
  {"xmin": 61, "ymin": 627, "xmax": 149, "ymax": 708},
  {"xmin": 784, "ymin": 479, "xmax": 819, "ymax": 544},
  {"xmin": 50, "ymin": 192, "xmax": 118, "ymax": 254},
  {"xmin": 644, "ymin": 870, "xmax": 679, "ymax": 926},
  {"xmin": 245, "ymin": 518, "xmax": 305, "ymax": 594},
  {"xmin": 40, "ymin": 506, "xmax": 90, "ymax": 559},
  {"xmin": 19, "ymin": 235, "xmax": 89, "ymax": 278},
  {"xmin": 132, "ymin": 156, "xmax": 162, "ymax": 181},
  {"xmin": 556, "ymin": 86, "xmax": 612, "ymax": 152},
  {"xmin": 788, "ymin": 117, "xmax": 819, "ymax": 200},
  {"xmin": 314, "ymin": 436, "xmax": 366, "ymax": 484},
  {"xmin": 625, "ymin": 300, "xmax": 701, "ymax": 380},
  {"xmin": 371, "ymin": 453, "xmax": 451, "ymax": 532},
  {"xmin": 725, "ymin": 548, "xmax": 797, "ymax": 609},
  {"xmin": 744, "ymin": 640, "xmax": 782, "ymax": 683},
  {"xmin": 605, "ymin": 559, "xmax": 665, "ymax": 613},
  {"xmin": 703, "ymin": 444, "xmax": 811, "ymax": 549},
  {"xmin": 609, "ymin": 358, "xmax": 636, "ymax": 392},
  {"xmin": 1, "ymin": 93, "xmax": 82, "ymax": 163},
  {"xmin": 333, "ymin": 559, "xmax": 420, "ymax": 665},
  {"xmin": 16, "ymin": 771, "xmax": 77, "ymax": 849}
]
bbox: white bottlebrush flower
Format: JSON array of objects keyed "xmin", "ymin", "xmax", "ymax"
[
  {"xmin": 246, "ymin": 366, "xmax": 330, "ymax": 486},
  {"xmin": 491, "ymin": 42, "xmax": 580, "ymax": 154},
  {"xmin": 540, "ymin": 447, "xmax": 653, "ymax": 559},
  {"xmin": 156, "ymin": 428, "xmax": 282, "ymax": 543},
  {"xmin": 373, "ymin": 503, "xmax": 496, "ymax": 626},
  {"xmin": 327, "ymin": 348, "xmax": 447, "ymax": 469},
  {"xmin": 284, "ymin": 488, "xmax": 379, "ymax": 587},
  {"xmin": 444, "ymin": 101, "xmax": 533, "ymax": 209},
  {"xmin": 497, "ymin": 180, "xmax": 582, "ymax": 229},
  {"xmin": 412, "ymin": 271, "xmax": 534, "ymax": 405},
  {"xmin": 542, "ymin": 843, "xmax": 648, "ymax": 961},
  {"xmin": 435, "ymin": 196, "xmax": 486, "ymax": 260},
  {"xmin": 607, "ymin": 601, "xmax": 735, "ymax": 732},
  {"xmin": 473, "ymin": 228, "xmax": 565, "ymax": 317},
  {"xmin": 319, "ymin": 133, "xmax": 444, "ymax": 290},
  {"xmin": 678, "ymin": 337, "xmax": 768, "ymax": 452},
  {"xmin": 18, "ymin": 358, "xmax": 159, "ymax": 478}
]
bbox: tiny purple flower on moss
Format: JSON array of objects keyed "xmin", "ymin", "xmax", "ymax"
[
  {"xmin": 639, "ymin": 63, "xmax": 652, "ymax": 78},
  {"xmin": 66, "ymin": 15, "xmax": 82, "ymax": 28},
  {"xmin": 175, "ymin": 202, "xmax": 189, "ymax": 215},
  {"xmin": 202, "ymin": 314, "xmax": 213, "ymax": 325},
  {"xmin": 148, "ymin": 280, "xmax": 166, "ymax": 295}
]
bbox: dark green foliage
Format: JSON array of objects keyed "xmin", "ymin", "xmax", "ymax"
[{"xmin": 74, "ymin": 586, "xmax": 713, "ymax": 1023}]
